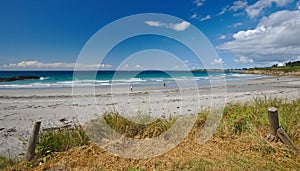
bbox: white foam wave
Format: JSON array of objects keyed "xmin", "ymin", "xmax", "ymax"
[
  {"xmin": 230, "ymin": 73, "xmax": 252, "ymax": 78},
  {"xmin": 39, "ymin": 77, "xmax": 50, "ymax": 80}
]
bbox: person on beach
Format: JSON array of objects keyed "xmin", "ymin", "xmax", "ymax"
[
  {"xmin": 130, "ymin": 85, "xmax": 133, "ymax": 91},
  {"xmin": 163, "ymin": 82, "xmax": 166, "ymax": 87}
]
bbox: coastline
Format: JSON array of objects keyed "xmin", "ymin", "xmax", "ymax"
[{"xmin": 1, "ymin": 76, "xmax": 300, "ymax": 157}]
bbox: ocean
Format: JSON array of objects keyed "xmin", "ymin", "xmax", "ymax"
[{"xmin": 0, "ymin": 71, "xmax": 267, "ymax": 89}]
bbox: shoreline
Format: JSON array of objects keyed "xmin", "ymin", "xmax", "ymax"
[{"xmin": 1, "ymin": 76, "xmax": 300, "ymax": 157}]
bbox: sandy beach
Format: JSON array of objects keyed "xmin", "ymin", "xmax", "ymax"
[{"xmin": 1, "ymin": 76, "xmax": 300, "ymax": 157}]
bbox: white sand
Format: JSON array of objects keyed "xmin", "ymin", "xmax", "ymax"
[{"xmin": 0, "ymin": 76, "xmax": 300, "ymax": 157}]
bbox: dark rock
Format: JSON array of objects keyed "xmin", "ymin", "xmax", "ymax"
[
  {"xmin": 0, "ymin": 75, "xmax": 40, "ymax": 82},
  {"xmin": 59, "ymin": 118, "xmax": 67, "ymax": 122}
]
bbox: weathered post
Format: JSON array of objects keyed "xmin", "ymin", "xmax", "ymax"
[
  {"xmin": 266, "ymin": 107, "xmax": 279, "ymax": 142},
  {"xmin": 277, "ymin": 128, "xmax": 298, "ymax": 152},
  {"xmin": 266, "ymin": 107, "xmax": 298, "ymax": 152},
  {"xmin": 26, "ymin": 121, "xmax": 41, "ymax": 161}
]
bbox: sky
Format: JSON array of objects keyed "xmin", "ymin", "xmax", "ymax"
[{"xmin": 0, "ymin": 0, "xmax": 300, "ymax": 70}]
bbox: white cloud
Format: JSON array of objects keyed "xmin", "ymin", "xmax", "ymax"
[
  {"xmin": 211, "ymin": 58, "xmax": 224, "ymax": 65},
  {"xmin": 135, "ymin": 64, "xmax": 142, "ymax": 69},
  {"xmin": 246, "ymin": 0, "xmax": 293, "ymax": 18},
  {"xmin": 230, "ymin": 1, "xmax": 248, "ymax": 11},
  {"xmin": 170, "ymin": 21, "xmax": 191, "ymax": 31},
  {"xmin": 217, "ymin": 34, "xmax": 227, "ymax": 40},
  {"xmin": 193, "ymin": 0, "xmax": 206, "ymax": 7},
  {"xmin": 218, "ymin": 6, "xmax": 229, "ymax": 16},
  {"xmin": 234, "ymin": 56, "xmax": 254, "ymax": 63},
  {"xmin": 218, "ymin": 1, "xmax": 247, "ymax": 16},
  {"xmin": 200, "ymin": 15, "xmax": 211, "ymax": 21},
  {"xmin": 191, "ymin": 13, "xmax": 212, "ymax": 22},
  {"xmin": 191, "ymin": 13, "xmax": 198, "ymax": 19},
  {"xmin": 144, "ymin": 21, "xmax": 162, "ymax": 27},
  {"xmin": 196, "ymin": 2, "xmax": 203, "ymax": 7},
  {"xmin": 233, "ymin": 22, "xmax": 243, "ymax": 28},
  {"xmin": 233, "ymin": 12, "xmax": 245, "ymax": 17},
  {"xmin": 219, "ymin": 0, "xmax": 292, "ymax": 18},
  {"xmin": 217, "ymin": 10, "xmax": 300, "ymax": 63},
  {"xmin": 145, "ymin": 21, "xmax": 190, "ymax": 31},
  {"xmin": 116, "ymin": 64, "xmax": 143, "ymax": 70},
  {"xmin": 1, "ymin": 61, "xmax": 113, "ymax": 70}
]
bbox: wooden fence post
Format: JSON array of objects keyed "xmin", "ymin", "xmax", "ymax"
[
  {"xmin": 266, "ymin": 107, "xmax": 279, "ymax": 142},
  {"xmin": 266, "ymin": 107, "xmax": 298, "ymax": 152},
  {"xmin": 26, "ymin": 121, "xmax": 41, "ymax": 161}
]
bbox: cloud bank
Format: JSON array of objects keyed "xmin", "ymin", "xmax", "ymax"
[
  {"xmin": 234, "ymin": 56, "xmax": 254, "ymax": 63},
  {"xmin": 217, "ymin": 0, "xmax": 293, "ymax": 18},
  {"xmin": 217, "ymin": 10, "xmax": 300, "ymax": 63},
  {"xmin": 246, "ymin": 0, "xmax": 293, "ymax": 18},
  {"xmin": 1, "ymin": 61, "xmax": 113, "ymax": 70}
]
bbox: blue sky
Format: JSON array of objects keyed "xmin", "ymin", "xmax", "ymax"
[{"xmin": 0, "ymin": 0, "xmax": 300, "ymax": 70}]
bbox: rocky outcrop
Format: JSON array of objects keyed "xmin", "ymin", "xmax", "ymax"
[{"xmin": 0, "ymin": 75, "xmax": 40, "ymax": 82}]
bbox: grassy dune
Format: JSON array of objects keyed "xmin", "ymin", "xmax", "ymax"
[
  {"xmin": 2, "ymin": 97, "xmax": 300, "ymax": 170},
  {"xmin": 243, "ymin": 61, "xmax": 300, "ymax": 76}
]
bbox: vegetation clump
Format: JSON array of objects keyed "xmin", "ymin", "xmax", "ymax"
[
  {"xmin": 102, "ymin": 113, "xmax": 176, "ymax": 139},
  {"xmin": 36, "ymin": 125, "xmax": 90, "ymax": 158}
]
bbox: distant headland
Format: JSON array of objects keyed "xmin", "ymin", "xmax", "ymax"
[{"xmin": 241, "ymin": 60, "xmax": 300, "ymax": 77}]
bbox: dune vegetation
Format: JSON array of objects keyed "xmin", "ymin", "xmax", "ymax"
[
  {"xmin": 243, "ymin": 61, "xmax": 300, "ymax": 76},
  {"xmin": 1, "ymin": 97, "xmax": 300, "ymax": 170}
]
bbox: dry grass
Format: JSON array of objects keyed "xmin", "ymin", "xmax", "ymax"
[
  {"xmin": 17, "ymin": 131, "xmax": 299, "ymax": 171},
  {"xmin": 4, "ymin": 97, "xmax": 300, "ymax": 170},
  {"xmin": 0, "ymin": 156, "xmax": 17, "ymax": 170}
]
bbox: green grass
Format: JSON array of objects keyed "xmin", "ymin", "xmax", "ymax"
[
  {"xmin": 102, "ymin": 112, "xmax": 176, "ymax": 139},
  {"xmin": 35, "ymin": 125, "xmax": 90, "ymax": 158},
  {"xmin": 0, "ymin": 156, "xmax": 17, "ymax": 170},
  {"xmin": 217, "ymin": 97, "xmax": 300, "ymax": 138}
]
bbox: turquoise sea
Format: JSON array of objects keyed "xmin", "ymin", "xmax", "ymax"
[{"xmin": 0, "ymin": 71, "xmax": 267, "ymax": 89}]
